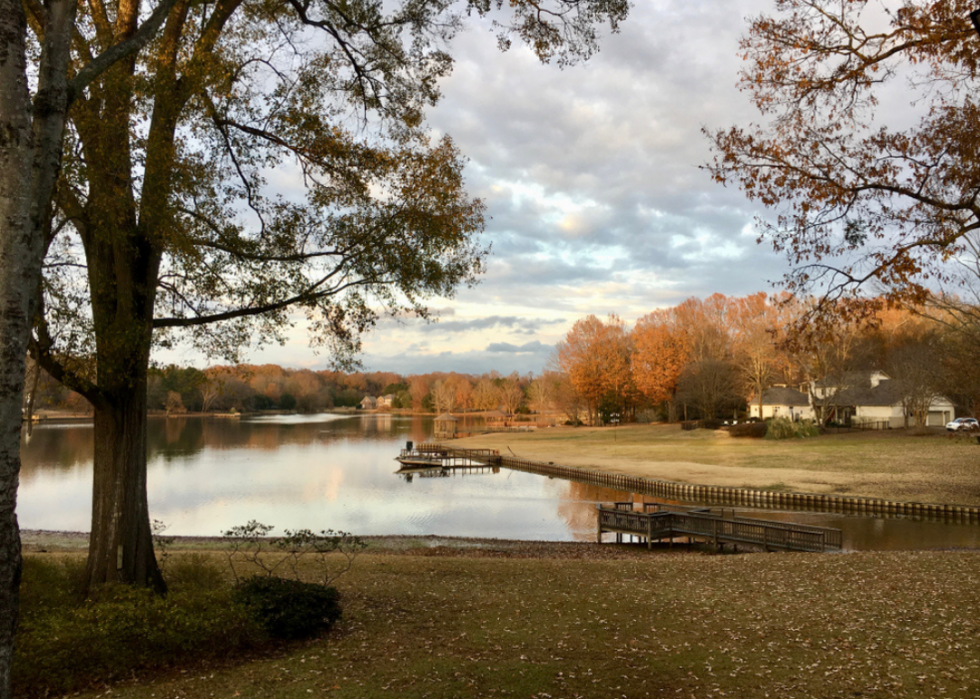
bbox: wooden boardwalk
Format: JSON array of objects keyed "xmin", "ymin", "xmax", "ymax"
[{"xmin": 596, "ymin": 502, "xmax": 842, "ymax": 552}]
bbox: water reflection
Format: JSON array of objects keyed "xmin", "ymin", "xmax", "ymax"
[{"xmin": 17, "ymin": 415, "xmax": 980, "ymax": 550}]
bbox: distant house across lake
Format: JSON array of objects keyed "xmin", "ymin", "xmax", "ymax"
[{"xmin": 750, "ymin": 371, "xmax": 955, "ymax": 428}]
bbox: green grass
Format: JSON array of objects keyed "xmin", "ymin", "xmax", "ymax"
[{"xmin": 23, "ymin": 547, "xmax": 980, "ymax": 699}]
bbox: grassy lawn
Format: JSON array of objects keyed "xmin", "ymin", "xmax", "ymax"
[
  {"xmin": 454, "ymin": 424, "xmax": 980, "ymax": 505},
  {"xmin": 32, "ymin": 546, "xmax": 980, "ymax": 699}
]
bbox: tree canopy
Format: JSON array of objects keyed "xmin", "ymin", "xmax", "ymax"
[
  {"xmin": 19, "ymin": 0, "xmax": 629, "ymax": 591},
  {"xmin": 706, "ymin": 0, "xmax": 980, "ymax": 328}
]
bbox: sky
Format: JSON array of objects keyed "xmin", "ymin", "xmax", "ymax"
[{"xmin": 162, "ymin": 0, "xmax": 792, "ymax": 377}]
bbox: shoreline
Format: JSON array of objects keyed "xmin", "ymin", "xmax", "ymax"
[
  {"xmin": 20, "ymin": 530, "xmax": 682, "ymax": 559},
  {"xmin": 452, "ymin": 423, "xmax": 980, "ymax": 506}
]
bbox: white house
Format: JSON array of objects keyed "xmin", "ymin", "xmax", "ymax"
[
  {"xmin": 752, "ymin": 371, "xmax": 955, "ymax": 427},
  {"xmin": 748, "ymin": 386, "xmax": 814, "ymax": 421},
  {"xmin": 834, "ymin": 374, "xmax": 954, "ymax": 428}
]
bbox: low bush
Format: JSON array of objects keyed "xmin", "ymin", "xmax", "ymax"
[
  {"xmin": 166, "ymin": 552, "xmax": 228, "ymax": 592},
  {"xmin": 223, "ymin": 521, "xmax": 366, "ymax": 586},
  {"xmin": 635, "ymin": 408, "xmax": 663, "ymax": 424},
  {"xmin": 14, "ymin": 561, "xmax": 262, "ymax": 697},
  {"xmin": 233, "ymin": 576, "xmax": 341, "ymax": 640},
  {"xmin": 729, "ymin": 422, "xmax": 768, "ymax": 438},
  {"xmin": 699, "ymin": 418, "xmax": 724, "ymax": 430},
  {"xmin": 765, "ymin": 417, "xmax": 820, "ymax": 440},
  {"xmin": 18, "ymin": 556, "xmax": 86, "ymax": 618}
]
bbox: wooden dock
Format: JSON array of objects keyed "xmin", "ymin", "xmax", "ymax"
[
  {"xmin": 596, "ymin": 502, "xmax": 843, "ymax": 552},
  {"xmin": 396, "ymin": 446, "xmax": 501, "ymax": 473},
  {"xmin": 398, "ymin": 445, "xmax": 843, "ymax": 552}
]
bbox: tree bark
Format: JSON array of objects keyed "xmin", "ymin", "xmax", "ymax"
[
  {"xmin": 0, "ymin": 1, "xmax": 34, "ymax": 691},
  {"xmin": 79, "ymin": 186, "xmax": 166, "ymax": 592},
  {"xmin": 86, "ymin": 381, "xmax": 165, "ymax": 593},
  {"xmin": 1, "ymin": 0, "xmax": 79, "ymax": 692}
]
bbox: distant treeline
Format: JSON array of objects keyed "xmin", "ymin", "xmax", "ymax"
[
  {"xmin": 27, "ymin": 292, "xmax": 980, "ymax": 424},
  {"xmin": 553, "ymin": 293, "xmax": 980, "ymax": 425},
  {"xmin": 26, "ymin": 362, "xmax": 540, "ymax": 416}
]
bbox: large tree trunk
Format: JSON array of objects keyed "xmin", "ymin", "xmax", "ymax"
[
  {"xmin": 85, "ymin": 381, "xmax": 165, "ymax": 593},
  {"xmin": 0, "ymin": 0, "xmax": 33, "ymax": 686},
  {"xmin": 0, "ymin": 0, "xmax": 78, "ymax": 691},
  {"xmin": 81, "ymin": 231, "xmax": 166, "ymax": 592}
]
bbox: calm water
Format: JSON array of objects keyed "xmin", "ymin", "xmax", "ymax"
[{"xmin": 18, "ymin": 414, "xmax": 980, "ymax": 550}]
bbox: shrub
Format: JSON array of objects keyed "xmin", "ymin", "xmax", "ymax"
[
  {"xmin": 699, "ymin": 418, "xmax": 724, "ymax": 430},
  {"xmin": 795, "ymin": 420, "xmax": 821, "ymax": 438},
  {"xmin": 765, "ymin": 417, "xmax": 820, "ymax": 440},
  {"xmin": 634, "ymin": 408, "xmax": 659, "ymax": 424},
  {"xmin": 166, "ymin": 553, "xmax": 227, "ymax": 592},
  {"xmin": 233, "ymin": 576, "xmax": 341, "ymax": 640},
  {"xmin": 19, "ymin": 557, "xmax": 86, "ymax": 618},
  {"xmin": 729, "ymin": 422, "xmax": 768, "ymax": 438},
  {"xmin": 14, "ymin": 581, "xmax": 261, "ymax": 697},
  {"xmin": 222, "ymin": 521, "xmax": 366, "ymax": 586}
]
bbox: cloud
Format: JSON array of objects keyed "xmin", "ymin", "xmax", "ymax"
[
  {"xmin": 360, "ymin": 343, "xmax": 554, "ymax": 376},
  {"xmin": 485, "ymin": 340, "xmax": 552, "ymax": 354},
  {"xmin": 419, "ymin": 315, "xmax": 565, "ymax": 335},
  {"xmin": 154, "ymin": 0, "xmax": 815, "ymax": 377}
]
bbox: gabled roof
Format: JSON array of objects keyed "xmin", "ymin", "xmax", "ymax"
[
  {"xmin": 758, "ymin": 386, "xmax": 810, "ymax": 407},
  {"xmin": 813, "ymin": 370, "xmax": 889, "ymax": 389},
  {"xmin": 837, "ymin": 378, "xmax": 905, "ymax": 407},
  {"xmin": 434, "ymin": 413, "xmax": 458, "ymax": 422}
]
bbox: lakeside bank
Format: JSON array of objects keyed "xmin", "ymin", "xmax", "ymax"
[{"xmin": 452, "ymin": 423, "xmax": 980, "ymax": 507}]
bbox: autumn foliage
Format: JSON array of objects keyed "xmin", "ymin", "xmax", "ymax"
[
  {"xmin": 706, "ymin": 0, "xmax": 980, "ymax": 331},
  {"xmin": 551, "ymin": 292, "xmax": 978, "ymax": 424}
]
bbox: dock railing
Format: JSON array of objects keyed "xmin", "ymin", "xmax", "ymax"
[
  {"xmin": 413, "ymin": 443, "xmax": 980, "ymax": 524},
  {"xmin": 407, "ymin": 444, "xmax": 842, "ymax": 553},
  {"xmin": 596, "ymin": 503, "xmax": 842, "ymax": 552}
]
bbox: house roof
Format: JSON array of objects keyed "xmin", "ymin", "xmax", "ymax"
[
  {"xmin": 434, "ymin": 413, "xmax": 458, "ymax": 422},
  {"xmin": 813, "ymin": 370, "xmax": 889, "ymax": 389},
  {"xmin": 837, "ymin": 378, "xmax": 904, "ymax": 407},
  {"xmin": 759, "ymin": 387, "xmax": 810, "ymax": 407}
]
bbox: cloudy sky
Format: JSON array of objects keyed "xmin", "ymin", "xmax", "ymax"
[{"xmin": 168, "ymin": 0, "xmax": 791, "ymax": 376}]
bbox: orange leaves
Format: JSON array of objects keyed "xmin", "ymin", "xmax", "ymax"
[
  {"xmin": 706, "ymin": 0, "xmax": 980, "ymax": 319},
  {"xmin": 632, "ymin": 310, "xmax": 691, "ymax": 406},
  {"xmin": 555, "ymin": 314, "xmax": 632, "ymax": 423}
]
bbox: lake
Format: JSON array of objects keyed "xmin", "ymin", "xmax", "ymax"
[{"xmin": 18, "ymin": 414, "xmax": 980, "ymax": 550}]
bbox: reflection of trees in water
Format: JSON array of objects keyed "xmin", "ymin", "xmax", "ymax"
[
  {"xmin": 20, "ymin": 425, "xmax": 96, "ymax": 478},
  {"xmin": 147, "ymin": 415, "xmax": 438, "ymax": 453},
  {"xmin": 552, "ymin": 480, "xmax": 634, "ymax": 542},
  {"xmin": 150, "ymin": 418, "xmax": 206, "ymax": 459},
  {"xmin": 21, "ymin": 416, "xmax": 439, "ymax": 480}
]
